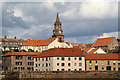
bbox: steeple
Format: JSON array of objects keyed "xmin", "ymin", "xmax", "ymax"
[
  {"xmin": 52, "ymin": 12, "xmax": 64, "ymax": 42},
  {"xmin": 56, "ymin": 12, "xmax": 60, "ymax": 22}
]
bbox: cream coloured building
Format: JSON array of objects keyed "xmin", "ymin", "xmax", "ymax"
[
  {"xmin": 85, "ymin": 54, "xmax": 120, "ymax": 71},
  {"xmin": 21, "ymin": 38, "xmax": 73, "ymax": 52},
  {"xmin": 34, "ymin": 48, "xmax": 85, "ymax": 71}
]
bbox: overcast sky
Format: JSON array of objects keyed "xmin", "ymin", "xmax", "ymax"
[{"xmin": 1, "ymin": 0, "xmax": 119, "ymax": 44}]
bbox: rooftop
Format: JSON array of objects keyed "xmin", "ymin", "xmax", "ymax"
[
  {"xmin": 2, "ymin": 52, "xmax": 41, "ymax": 57},
  {"xmin": 22, "ymin": 38, "xmax": 56, "ymax": 46},
  {"xmin": 92, "ymin": 37, "xmax": 115, "ymax": 47},
  {"xmin": 34, "ymin": 48, "xmax": 84, "ymax": 58},
  {"xmin": 85, "ymin": 53, "xmax": 120, "ymax": 60}
]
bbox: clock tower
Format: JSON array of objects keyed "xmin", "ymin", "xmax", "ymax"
[{"xmin": 52, "ymin": 12, "xmax": 64, "ymax": 42}]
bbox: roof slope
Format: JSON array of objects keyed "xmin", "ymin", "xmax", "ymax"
[
  {"xmin": 85, "ymin": 53, "xmax": 120, "ymax": 60},
  {"xmin": 89, "ymin": 49, "xmax": 98, "ymax": 54},
  {"xmin": 22, "ymin": 38, "xmax": 56, "ymax": 46},
  {"xmin": 92, "ymin": 37, "xmax": 114, "ymax": 47},
  {"xmin": 35, "ymin": 48, "xmax": 84, "ymax": 58},
  {"xmin": 2, "ymin": 52, "xmax": 40, "ymax": 57}
]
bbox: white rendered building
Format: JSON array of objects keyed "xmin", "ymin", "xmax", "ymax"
[
  {"xmin": 34, "ymin": 48, "xmax": 85, "ymax": 71},
  {"xmin": 21, "ymin": 38, "xmax": 73, "ymax": 52}
]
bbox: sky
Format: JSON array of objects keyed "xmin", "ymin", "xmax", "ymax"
[{"xmin": 1, "ymin": 0, "xmax": 119, "ymax": 44}]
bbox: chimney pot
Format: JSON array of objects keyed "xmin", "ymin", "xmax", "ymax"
[{"xmin": 4, "ymin": 36, "xmax": 7, "ymax": 39}]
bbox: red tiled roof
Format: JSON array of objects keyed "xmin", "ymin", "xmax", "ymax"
[
  {"xmin": 89, "ymin": 49, "xmax": 98, "ymax": 54},
  {"xmin": 22, "ymin": 38, "xmax": 56, "ymax": 46},
  {"xmin": 2, "ymin": 52, "xmax": 41, "ymax": 57},
  {"xmin": 34, "ymin": 48, "xmax": 84, "ymax": 58},
  {"xmin": 92, "ymin": 37, "xmax": 114, "ymax": 47},
  {"xmin": 83, "ymin": 47, "xmax": 92, "ymax": 52},
  {"xmin": 85, "ymin": 53, "xmax": 120, "ymax": 60},
  {"xmin": 71, "ymin": 43, "xmax": 86, "ymax": 48}
]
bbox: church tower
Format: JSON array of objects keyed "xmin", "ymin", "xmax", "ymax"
[{"xmin": 52, "ymin": 12, "xmax": 64, "ymax": 42}]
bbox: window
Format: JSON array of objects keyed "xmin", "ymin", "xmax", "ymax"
[
  {"xmin": 39, "ymin": 64, "xmax": 40, "ymax": 66},
  {"xmin": 79, "ymin": 63, "xmax": 82, "ymax": 66},
  {"xmin": 46, "ymin": 63, "xmax": 48, "ymax": 67},
  {"xmin": 79, "ymin": 68, "xmax": 82, "ymax": 71},
  {"xmin": 102, "ymin": 67, "xmax": 104, "ymax": 71},
  {"xmin": 36, "ymin": 64, "xmax": 37, "ymax": 67},
  {"xmin": 57, "ymin": 63, "xmax": 59, "ymax": 66},
  {"xmin": 57, "ymin": 69, "xmax": 59, "ymax": 71},
  {"xmin": 108, "ymin": 61, "xmax": 110, "ymax": 65},
  {"xmin": 42, "ymin": 64, "xmax": 44, "ymax": 67},
  {"xmin": 36, "ymin": 58, "xmax": 37, "ymax": 61},
  {"xmin": 61, "ymin": 63, "xmax": 65, "ymax": 66},
  {"xmin": 13, "ymin": 67, "xmax": 17, "ymax": 70},
  {"xmin": 75, "ymin": 69, "xmax": 77, "ymax": 71},
  {"xmin": 57, "ymin": 57, "xmax": 59, "ymax": 60},
  {"xmin": 68, "ymin": 63, "xmax": 70, "ymax": 66},
  {"xmin": 74, "ymin": 57, "xmax": 77, "ymax": 60},
  {"xmin": 74, "ymin": 63, "xmax": 77, "ymax": 66},
  {"xmin": 118, "ymin": 61, "xmax": 120, "ymax": 65},
  {"xmin": 3, "ymin": 42, "xmax": 6, "ymax": 44},
  {"xmin": 95, "ymin": 61, "xmax": 97, "ymax": 64},
  {"xmin": 49, "ymin": 57, "xmax": 50, "ymax": 60},
  {"xmin": 46, "ymin": 57, "xmax": 48, "ymax": 61},
  {"xmin": 28, "ymin": 62, "xmax": 34, "ymax": 66},
  {"xmin": 113, "ymin": 68, "xmax": 116, "ymax": 71},
  {"xmin": 61, "ymin": 57, "xmax": 64, "ymax": 60},
  {"xmin": 28, "ymin": 56, "xmax": 33, "ymax": 60},
  {"xmin": 102, "ymin": 61, "xmax": 104, "ymax": 66},
  {"xmin": 49, "ymin": 63, "xmax": 50, "ymax": 66},
  {"xmin": 61, "ymin": 69, "xmax": 64, "ymax": 71},
  {"xmin": 16, "ymin": 56, "xmax": 22, "ymax": 60},
  {"xmin": 68, "ymin": 57, "xmax": 70, "ymax": 61},
  {"xmin": 21, "ymin": 67, "xmax": 25, "ymax": 71},
  {"xmin": 68, "ymin": 69, "xmax": 70, "ymax": 71},
  {"xmin": 79, "ymin": 57, "xmax": 82, "ymax": 60},
  {"xmin": 113, "ymin": 61, "xmax": 116, "ymax": 65},
  {"xmin": 9, "ymin": 42, "xmax": 11, "ymax": 44},
  {"xmin": 89, "ymin": 61, "xmax": 92, "ymax": 63},
  {"xmin": 42, "ymin": 58, "xmax": 44, "ymax": 61},
  {"xmin": 89, "ymin": 67, "xmax": 92, "ymax": 70},
  {"xmin": 15, "ymin": 62, "xmax": 22, "ymax": 65},
  {"xmin": 89, "ymin": 61, "xmax": 92, "ymax": 66}
]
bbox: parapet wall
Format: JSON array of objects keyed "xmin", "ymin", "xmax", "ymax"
[{"xmin": 2, "ymin": 71, "xmax": 120, "ymax": 80}]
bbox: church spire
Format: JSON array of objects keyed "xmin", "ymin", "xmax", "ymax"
[
  {"xmin": 52, "ymin": 12, "xmax": 64, "ymax": 42},
  {"xmin": 56, "ymin": 12, "xmax": 60, "ymax": 22}
]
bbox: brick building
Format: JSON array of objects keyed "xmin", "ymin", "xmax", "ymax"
[{"xmin": 2, "ymin": 52, "xmax": 40, "ymax": 71}]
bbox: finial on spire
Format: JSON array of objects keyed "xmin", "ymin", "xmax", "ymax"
[{"xmin": 56, "ymin": 12, "xmax": 60, "ymax": 22}]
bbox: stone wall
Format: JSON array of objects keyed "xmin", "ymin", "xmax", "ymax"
[{"xmin": 2, "ymin": 71, "xmax": 120, "ymax": 80}]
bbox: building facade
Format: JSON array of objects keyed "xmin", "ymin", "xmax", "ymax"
[
  {"xmin": 2, "ymin": 52, "xmax": 40, "ymax": 71},
  {"xmin": 92, "ymin": 37, "xmax": 118, "ymax": 53},
  {"xmin": 85, "ymin": 54, "xmax": 120, "ymax": 71},
  {"xmin": 34, "ymin": 48, "xmax": 85, "ymax": 71},
  {"xmin": 21, "ymin": 38, "xmax": 73, "ymax": 52},
  {"xmin": 0, "ymin": 36, "xmax": 24, "ymax": 51}
]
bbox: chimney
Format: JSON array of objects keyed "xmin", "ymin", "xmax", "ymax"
[
  {"xmin": 14, "ymin": 37, "xmax": 16, "ymax": 39},
  {"xmin": 28, "ymin": 38, "xmax": 31, "ymax": 40},
  {"xmin": 4, "ymin": 36, "xmax": 7, "ymax": 39}
]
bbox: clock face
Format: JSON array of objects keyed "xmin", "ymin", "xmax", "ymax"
[{"xmin": 59, "ymin": 31, "xmax": 61, "ymax": 34}]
